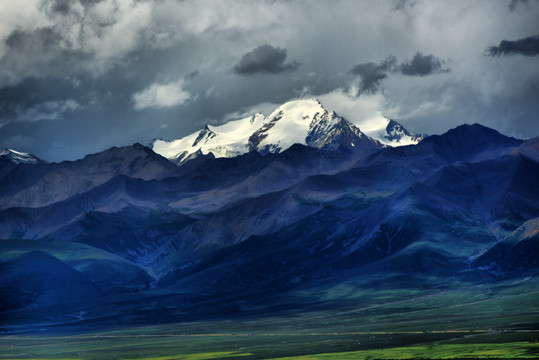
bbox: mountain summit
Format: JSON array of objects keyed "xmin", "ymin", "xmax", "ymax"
[
  {"xmin": 152, "ymin": 99, "xmax": 422, "ymax": 164},
  {"xmin": 0, "ymin": 148, "xmax": 44, "ymax": 164},
  {"xmin": 369, "ymin": 118, "xmax": 427, "ymax": 146}
]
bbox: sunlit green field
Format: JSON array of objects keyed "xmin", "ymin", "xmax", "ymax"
[
  {"xmin": 2, "ymin": 314, "xmax": 539, "ymax": 360},
  {"xmin": 2, "ymin": 330, "xmax": 539, "ymax": 360},
  {"xmin": 273, "ymin": 342, "xmax": 539, "ymax": 360}
]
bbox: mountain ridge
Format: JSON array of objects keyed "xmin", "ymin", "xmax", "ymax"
[
  {"xmin": 151, "ymin": 99, "xmax": 423, "ymax": 165},
  {"xmin": 1, "ymin": 121, "xmax": 538, "ymax": 331},
  {"xmin": 0, "ymin": 148, "xmax": 45, "ymax": 165}
]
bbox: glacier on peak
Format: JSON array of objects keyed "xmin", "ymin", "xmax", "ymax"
[
  {"xmin": 152, "ymin": 112, "xmax": 267, "ymax": 163},
  {"xmin": 151, "ymin": 98, "xmax": 424, "ymax": 165},
  {"xmin": 362, "ymin": 118, "xmax": 426, "ymax": 147}
]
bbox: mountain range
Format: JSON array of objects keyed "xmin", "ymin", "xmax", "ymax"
[{"xmin": 0, "ymin": 99, "xmax": 538, "ymax": 331}]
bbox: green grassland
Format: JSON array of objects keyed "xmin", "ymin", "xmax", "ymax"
[
  {"xmin": 2, "ymin": 271, "xmax": 539, "ymax": 359},
  {"xmin": 2, "ymin": 275, "xmax": 539, "ymax": 360},
  {"xmin": 274, "ymin": 342, "xmax": 539, "ymax": 359},
  {"xmin": 1, "ymin": 332, "xmax": 538, "ymax": 360}
]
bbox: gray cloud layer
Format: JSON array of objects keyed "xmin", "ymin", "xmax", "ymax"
[
  {"xmin": 0, "ymin": 0, "xmax": 538, "ymax": 161},
  {"xmin": 487, "ymin": 34, "xmax": 539, "ymax": 56},
  {"xmin": 349, "ymin": 56, "xmax": 397, "ymax": 92},
  {"xmin": 233, "ymin": 44, "xmax": 300, "ymax": 75}
]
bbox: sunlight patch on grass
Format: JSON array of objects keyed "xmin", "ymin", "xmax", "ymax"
[{"xmin": 271, "ymin": 342, "xmax": 539, "ymax": 359}]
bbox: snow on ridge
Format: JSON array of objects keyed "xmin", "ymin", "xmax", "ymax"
[
  {"xmin": 0, "ymin": 148, "xmax": 42, "ymax": 164},
  {"xmin": 152, "ymin": 113, "xmax": 267, "ymax": 161},
  {"xmin": 361, "ymin": 117, "xmax": 425, "ymax": 147},
  {"xmin": 152, "ymin": 99, "xmax": 328, "ymax": 163},
  {"xmin": 151, "ymin": 98, "xmax": 425, "ymax": 164},
  {"xmin": 256, "ymin": 99, "xmax": 328, "ymax": 153}
]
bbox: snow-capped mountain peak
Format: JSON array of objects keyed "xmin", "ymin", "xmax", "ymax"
[
  {"xmin": 0, "ymin": 148, "xmax": 44, "ymax": 164},
  {"xmin": 247, "ymin": 99, "xmax": 340, "ymax": 154},
  {"xmin": 152, "ymin": 112, "xmax": 267, "ymax": 164},
  {"xmin": 151, "ymin": 99, "xmax": 424, "ymax": 165},
  {"xmin": 357, "ymin": 117, "xmax": 426, "ymax": 147},
  {"xmin": 384, "ymin": 118, "xmax": 426, "ymax": 145}
]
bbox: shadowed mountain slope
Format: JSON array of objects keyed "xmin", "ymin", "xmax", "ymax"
[{"xmin": 0, "ymin": 123, "xmax": 537, "ymax": 329}]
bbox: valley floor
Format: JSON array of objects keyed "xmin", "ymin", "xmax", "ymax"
[
  {"xmin": 1, "ymin": 327, "xmax": 538, "ymax": 359},
  {"xmin": 2, "ymin": 276, "xmax": 539, "ymax": 360}
]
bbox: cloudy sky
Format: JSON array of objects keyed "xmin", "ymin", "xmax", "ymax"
[{"xmin": 0, "ymin": 0, "xmax": 538, "ymax": 161}]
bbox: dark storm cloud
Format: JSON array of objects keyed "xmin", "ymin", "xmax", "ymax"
[
  {"xmin": 42, "ymin": 0, "xmax": 103, "ymax": 14},
  {"xmin": 399, "ymin": 52, "xmax": 449, "ymax": 76},
  {"xmin": 48, "ymin": 0, "xmax": 72, "ymax": 15},
  {"xmin": 487, "ymin": 34, "xmax": 539, "ymax": 56},
  {"xmin": 350, "ymin": 53, "xmax": 448, "ymax": 93},
  {"xmin": 186, "ymin": 70, "xmax": 199, "ymax": 79},
  {"xmin": 6, "ymin": 27, "xmax": 59, "ymax": 52},
  {"xmin": 2, "ymin": 26, "xmax": 88, "ymax": 86},
  {"xmin": 349, "ymin": 56, "xmax": 397, "ymax": 93},
  {"xmin": 392, "ymin": 0, "xmax": 417, "ymax": 11},
  {"xmin": 509, "ymin": 0, "xmax": 529, "ymax": 11},
  {"xmin": 233, "ymin": 44, "xmax": 300, "ymax": 75},
  {"xmin": 0, "ymin": 0, "xmax": 151, "ymax": 88},
  {"xmin": 79, "ymin": 0, "xmax": 104, "ymax": 5}
]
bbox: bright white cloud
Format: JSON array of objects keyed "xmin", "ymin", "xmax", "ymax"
[{"xmin": 132, "ymin": 79, "xmax": 191, "ymax": 111}]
